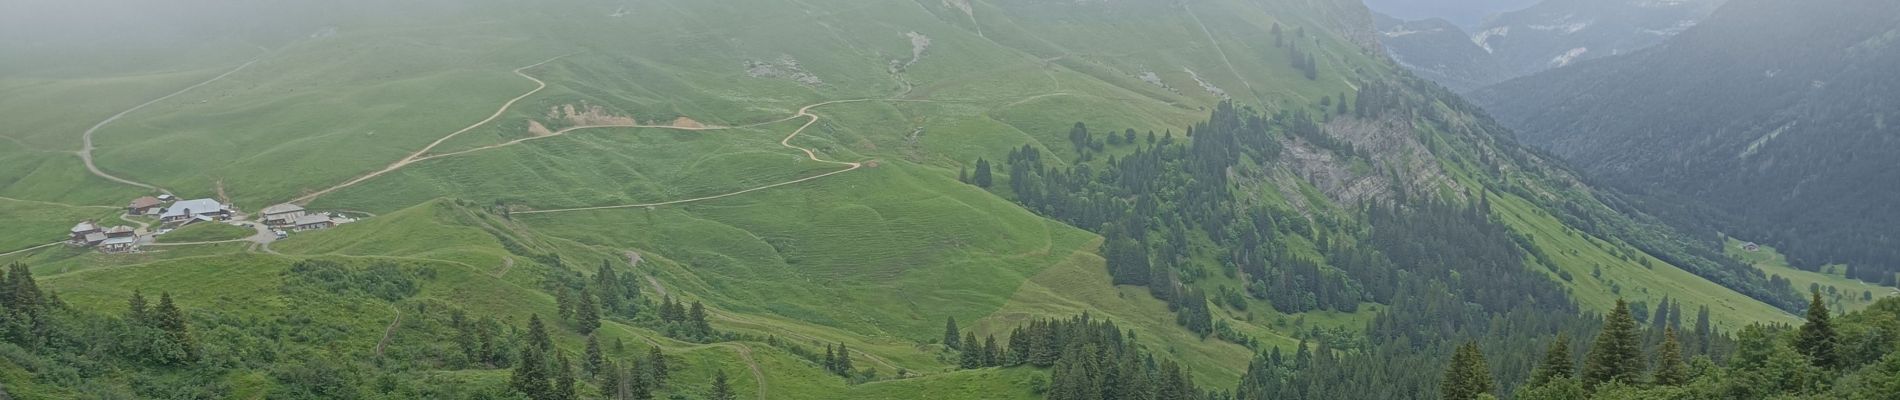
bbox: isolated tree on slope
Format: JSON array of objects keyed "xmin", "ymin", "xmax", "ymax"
[{"xmin": 943, "ymin": 316, "xmax": 961, "ymax": 350}]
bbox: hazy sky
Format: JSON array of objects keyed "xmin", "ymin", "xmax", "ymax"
[{"xmin": 1362, "ymin": 0, "xmax": 1543, "ymax": 27}]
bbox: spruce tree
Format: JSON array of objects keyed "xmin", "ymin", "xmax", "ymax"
[
  {"xmin": 528, "ymin": 314, "xmax": 553, "ymax": 351},
  {"xmin": 1440, "ymin": 342, "xmax": 1494, "ymax": 400},
  {"xmin": 1582, "ymin": 299, "xmax": 1644, "ymax": 388},
  {"xmin": 1794, "ymin": 291, "xmax": 1839, "ymax": 368},
  {"xmin": 511, "ymin": 346, "xmax": 551, "ymax": 399},
  {"xmin": 1652, "ymin": 327, "xmax": 1689, "ymax": 386},
  {"xmin": 596, "ymin": 261, "xmax": 622, "ymax": 313},
  {"xmin": 553, "ymin": 353, "xmax": 577, "ymax": 400},
  {"xmin": 585, "ymin": 335, "xmax": 604, "ymax": 375},
  {"xmin": 688, "ymin": 301, "xmax": 711, "ymax": 336},
  {"xmin": 709, "ymin": 369, "xmax": 736, "ymax": 400},
  {"xmin": 154, "ymin": 292, "xmax": 196, "ymax": 362},
  {"xmin": 835, "ymin": 342, "xmax": 855, "ymax": 375},
  {"xmin": 126, "ymin": 289, "xmax": 148, "ymax": 324},
  {"xmin": 556, "ymin": 285, "xmax": 575, "ymax": 321},
  {"xmin": 983, "ymin": 335, "xmax": 1000, "ymax": 367},
  {"xmin": 628, "ymin": 360, "xmax": 653, "ymax": 400},
  {"xmin": 576, "ymin": 288, "xmax": 601, "ymax": 334},
  {"xmin": 959, "ymin": 336, "xmax": 983, "ymax": 369},
  {"xmin": 646, "ymin": 346, "xmax": 669, "ymax": 388},
  {"xmin": 1530, "ymin": 334, "xmax": 1573, "ymax": 386},
  {"xmin": 943, "ymin": 317, "xmax": 961, "ymax": 349},
  {"xmin": 973, "ymin": 158, "xmax": 994, "ymax": 188},
  {"xmin": 601, "ymin": 360, "xmax": 623, "ymax": 400}
]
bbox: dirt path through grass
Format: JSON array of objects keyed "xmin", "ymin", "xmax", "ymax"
[
  {"xmin": 375, "ymin": 304, "xmax": 402, "ymax": 357},
  {"xmin": 79, "ymin": 59, "xmax": 258, "ymax": 195},
  {"xmin": 724, "ymin": 343, "xmax": 768, "ymax": 400},
  {"xmin": 289, "ymin": 55, "xmax": 568, "ymax": 205},
  {"xmin": 514, "ymin": 99, "xmax": 875, "ymax": 214}
]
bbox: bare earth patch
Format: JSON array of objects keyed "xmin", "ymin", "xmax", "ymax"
[
  {"xmin": 547, "ymin": 103, "xmax": 638, "ymax": 126},
  {"xmin": 668, "ymin": 117, "xmax": 710, "ymax": 129},
  {"xmin": 526, "ymin": 120, "xmax": 555, "ymax": 137}
]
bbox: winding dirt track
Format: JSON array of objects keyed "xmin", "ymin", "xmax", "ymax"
[
  {"xmin": 515, "ymin": 99, "xmax": 876, "ymax": 215},
  {"xmin": 374, "ymin": 304, "xmax": 402, "ymax": 357},
  {"xmin": 79, "ymin": 60, "xmax": 259, "ymax": 195},
  {"xmin": 288, "ymin": 55, "xmax": 568, "ymax": 205},
  {"xmin": 723, "ymin": 343, "xmax": 768, "ymax": 400}
]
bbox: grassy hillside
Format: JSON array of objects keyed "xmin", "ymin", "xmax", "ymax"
[{"xmin": 0, "ymin": 0, "xmax": 1822, "ymax": 397}]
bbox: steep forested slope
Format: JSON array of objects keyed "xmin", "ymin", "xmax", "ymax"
[{"xmin": 1474, "ymin": 0, "xmax": 1900, "ymax": 286}]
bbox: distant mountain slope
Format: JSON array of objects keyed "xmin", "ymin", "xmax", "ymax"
[
  {"xmin": 1376, "ymin": 0, "xmax": 1723, "ymax": 92},
  {"xmin": 1474, "ymin": 0, "xmax": 1900, "ymax": 285}
]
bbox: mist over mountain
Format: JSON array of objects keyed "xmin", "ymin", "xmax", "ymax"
[
  {"xmin": 1475, "ymin": 0, "xmax": 1900, "ymax": 285},
  {"xmin": 1374, "ymin": 0, "xmax": 1723, "ymax": 92}
]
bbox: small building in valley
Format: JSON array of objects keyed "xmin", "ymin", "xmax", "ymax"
[
  {"xmin": 159, "ymin": 198, "xmax": 232, "ymax": 223},
  {"xmin": 99, "ymin": 236, "xmax": 139, "ymax": 253},
  {"xmin": 127, "ymin": 196, "xmax": 163, "ymax": 215},
  {"xmin": 69, "ymin": 221, "xmax": 102, "ymax": 245},
  {"xmin": 260, "ymin": 203, "xmax": 307, "ymax": 226},
  {"xmin": 293, "ymin": 213, "xmax": 337, "ymax": 231},
  {"xmin": 104, "ymin": 225, "xmax": 136, "ymax": 238}
]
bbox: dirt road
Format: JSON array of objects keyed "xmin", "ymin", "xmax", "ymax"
[
  {"xmin": 289, "ymin": 55, "xmax": 568, "ymax": 205},
  {"xmin": 514, "ymin": 99, "xmax": 874, "ymax": 215},
  {"xmin": 78, "ymin": 60, "xmax": 258, "ymax": 195}
]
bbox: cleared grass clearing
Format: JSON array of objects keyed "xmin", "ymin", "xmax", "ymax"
[
  {"xmin": 1489, "ymin": 190, "xmax": 1799, "ymax": 329},
  {"xmin": 1727, "ymin": 238, "xmax": 1899, "ymax": 312}
]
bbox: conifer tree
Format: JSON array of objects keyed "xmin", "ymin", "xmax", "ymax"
[
  {"xmin": 528, "ymin": 314, "xmax": 553, "ymax": 351},
  {"xmin": 959, "ymin": 335, "xmax": 983, "ymax": 369},
  {"xmin": 1693, "ymin": 305, "xmax": 1713, "ymax": 355},
  {"xmin": 973, "ymin": 158, "xmax": 994, "ymax": 188},
  {"xmin": 983, "ymin": 335, "xmax": 1000, "ymax": 367},
  {"xmin": 1795, "ymin": 291, "xmax": 1839, "ymax": 368},
  {"xmin": 556, "ymin": 285, "xmax": 575, "ymax": 321},
  {"xmin": 1653, "ymin": 327, "xmax": 1689, "ymax": 386},
  {"xmin": 835, "ymin": 342, "xmax": 855, "ymax": 375},
  {"xmin": 553, "ymin": 353, "xmax": 577, "ymax": 400},
  {"xmin": 627, "ymin": 360, "xmax": 653, "ymax": 400},
  {"xmin": 943, "ymin": 317, "xmax": 961, "ymax": 349},
  {"xmin": 1530, "ymin": 334, "xmax": 1573, "ymax": 386},
  {"xmin": 1582, "ymin": 299, "xmax": 1645, "ymax": 388},
  {"xmin": 126, "ymin": 289, "xmax": 148, "ymax": 324},
  {"xmin": 585, "ymin": 335, "xmax": 604, "ymax": 375},
  {"xmin": 688, "ymin": 301, "xmax": 711, "ymax": 336},
  {"xmin": 646, "ymin": 346, "xmax": 669, "ymax": 388},
  {"xmin": 154, "ymin": 292, "xmax": 196, "ymax": 362},
  {"xmin": 1440, "ymin": 342, "xmax": 1494, "ymax": 400},
  {"xmin": 824, "ymin": 344, "xmax": 837, "ymax": 372},
  {"xmin": 710, "ymin": 369, "xmax": 736, "ymax": 400},
  {"xmin": 596, "ymin": 262, "xmax": 623, "ymax": 313},
  {"xmin": 601, "ymin": 360, "xmax": 623, "ymax": 400},
  {"xmin": 511, "ymin": 346, "xmax": 551, "ymax": 399},
  {"xmin": 576, "ymin": 288, "xmax": 601, "ymax": 334}
]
